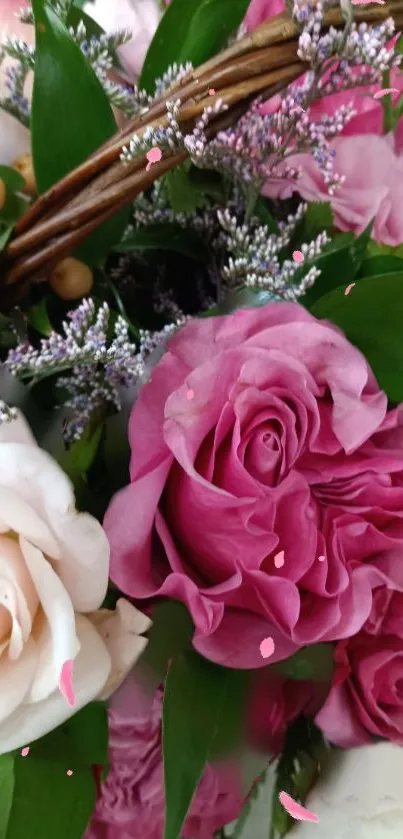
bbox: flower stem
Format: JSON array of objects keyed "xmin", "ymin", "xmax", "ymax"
[{"xmin": 381, "ymin": 69, "xmax": 394, "ymax": 134}]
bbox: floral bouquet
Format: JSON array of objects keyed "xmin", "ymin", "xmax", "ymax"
[{"xmin": 2, "ymin": 0, "xmax": 403, "ymax": 837}]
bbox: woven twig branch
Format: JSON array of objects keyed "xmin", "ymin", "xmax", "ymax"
[{"xmin": 1, "ymin": 2, "xmax": 402, "ymax": 305}]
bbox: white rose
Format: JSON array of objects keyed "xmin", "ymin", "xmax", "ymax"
[
  {"xmin": 0, "ymin": 410, "xmax": 151, "ymax": 755},
  {"xmin": 290, "ymin": 743, "xmax": 403, "ymax": 838},
  {"xmin": 85, "ymin": 0, "xmax": 161, "ymax": 79}
]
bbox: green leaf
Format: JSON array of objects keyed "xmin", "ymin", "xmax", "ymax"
[
  {"xmin": 301, "ymin": 223, "xmax": 372, "ymax": 308},
  {"xmin": 31, "ymin": 0, "xmax": 128, "ymax": 264},
  {"xmin": 0, "ymin": 225, "xmax": 13, "ymax": 252},
  {"xmin": 27, "ymin": 298, "xmax": 53, "ymax": 336},
  {"xmin": 165, "ymin": 164, "xmax": 209, "ymax": 213},
  {"xmin": 0, "ymin": 754, "xmax": 14, "ymax": 839},
  {"xmin": 59, "ymin": 424, "xmax": 104, "ymax": 482},
  {"xmin": 303, "ymin": 201, "xmax": 334, "ymax": 237},
  {"xmin": 5, "ymin": 704, "xmax": 108, "ymax": 839},
  {"xmin": 311, "ymin": 271, "xmax": 403, "ymax": 401},
  {"xmin": 163, "ymin": 652, "xmax": 249, "ymax": 839},
  {"xmin": 117, "ymin": 223, "xmax": 210, "ymax": 262},
  {"xmin": 0, "ymin": 166, "xmax": 26, "ymax": 194},
  {"xmin": 253, "ymin": 197, "xmax": 280, "ymax": 234},
  {"xmin": 366, "ymin": 239, "xmax": 403, "ymax": 260},
  {"xmin": 138, "ymin": 601, "xmax": 194, "ymax": 690},
  {"xmin": 273, "ymin": 643, "xmax": 335, "ymax": 682},
  {"xmin": 359, "ymin": 255, "xmax": 403, "ymax": 277},
  {"xmin": 140, "ymin": 0, "xmax": 250, "ymax": 93}
]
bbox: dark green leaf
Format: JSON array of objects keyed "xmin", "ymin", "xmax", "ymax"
[
  {"xmin": 165, "ymin": 165, "xmax": 209, "ymax": 213},
  {"xmin": 5, "ymin": 704, "xmax": 109, "ymax": 839},
  {"xmin": 31, "ymin": 0, "xmax": 128, "ymax": 264},
  {"xmin": 272, "ymin": 643, "xmax": 335, "ymax": 682},
  {"xmin": 0, "ymin": 166, "xmax": 26, "ymax": 194},
  {"xmin": 140, "ymin": 0, "xmax": 250, "ymax": 93},
  {"xmin": 1, "ymin": 193, "xmax": 29, "ymax": 225},
  {"xmin": 59, "ymin": 424, "xmax": 104, "ymax": 482},
  {"xmin": 303, "ymin": 201, "xmax": 334, "ymax": 236},
  {"xmin": 301, "ymin": 223, "xmax": 372, "ymax": 308},
  {"xmin": 0, "ymin": 754, "xmax": 14, "ymax": 839},
  {"xmin": 138, "ymin": 601, "xmax": 194, "ymax": 690},
  {"xmin": 27, "ymin": 298, "xmax": 53, "ymax": 336},
  {"xmin": 0, "ymin": 226, "xmax": 13, "ymax": 252},
  {"xmin": 359, "ymin": 255, "xmax": 403, "ymax": 277},
  {"xmin": 311, "ymin": 271, "xmax": 403, "ymax": 401},
  {"xmin": 163, "ymin": 652, "xmax": 249, "ymax": 839},
  {"xmin": 254, "ymin": 197, "xmax": 280, "ymax": 234},
  {"xmin": 188, "ymin": 167, "xmax": 225, "ymax": 202},
  {"xmin": 366, "ymin": 239, "xmax": 403, "ymax": 260},
  {"xmin": 117, "ymin": 224, "xmax": 210, "ymax": 262}
]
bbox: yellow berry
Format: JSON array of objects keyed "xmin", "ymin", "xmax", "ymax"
[
  {"xmin": 50, "ymin": 258, "xmax": 94, "ymax": 300},
  {"xmin": 0, "ymin": 178, "xmax": 5, "ymax": 211},
  {"xmin": 12, "ymin": 153, "xmax": 37, "ymax": 196}
]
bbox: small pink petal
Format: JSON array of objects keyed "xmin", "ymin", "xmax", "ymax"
[
  {"xmin": 146, "ymin": 147, "xmax": 162, "ymax": 164},
  {"xmin": 260, "ymin": 637, "xmax": 275, "ymax": 659},
  {"xmin": 292, "ymin": 250, "xmax": 304, "ymax": 264},
  {"xmin": 209, "ymin": 88, "xmax": 216, "ymax": 95},
  {"xmin": 352, "ymin": 0, "xmax": 384, "ymax": 4},
  {"xmin": 21, "ymin": 746, "xmax": 30, "ymax": 757},
  {"xmin": 318, "ymin": 555, "xmax": 326, "ymax": 562},
  {"xmin": 373, "ymin": 88, "xmax": 399, "ymax": 99},
  {"xmin": 279, "ymin": 791, "xmax": 319, "ymax": 823},
  {"xmin": 66, "ymin": 770, "xmax": 73, "ymax": 776},
  {"xmin": 274, "ymin": 550, "xmax": 285, "ymax": 569},
  {"xmin": 344, "ymin": 283, "xmax": 355, "ymax": 295},
  {"xmin": 59, "ymin": 659, "xmax": 76, "ymax": 707},
  {"xmin": 186, "ymin": 388, "xmax": 195, "ymax": 400}
]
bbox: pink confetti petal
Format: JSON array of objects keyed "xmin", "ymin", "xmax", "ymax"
[
  {"xmin": 344, "ymin": 283, "xmax": 355, "ymax": 295},
  {"xmin": 208, "ymin": 88, "xmax": 216, "ymax": 95},
  {"xmin": 21, "ymin": 746, "xmax": 30, "ymax": 757},
  {"xmin": 352, "ymin": 0, "xmax": 384, "ymax": 4},
  {"xmin": 373, "ymin": 88, "xmax": 399, "ymax": 99},
  {"xmin": 318, "ymin": 555, "xmax": 326, "ymax": 562},
  {"xmin": 292, "ymin": 250, "xmax": 304, "ymax": 264},
  {"xmin": 145, "ymin": 147, "xmax": 162, "ymax": 171},
  {"xmin": 279, "ymin": 791, "xmax": 319, "ymax": 823},
  {"xmin": 260, "ymin": 636, "xmax": 275, "ymax": 659},
  {"xmin": 274, "ymin": 550, "xmax": 285, "ymax": 568},
  {"xmin": 59, "ymin": 659, "xmax": 76, "ymax": 707},
  {"xmin": 186, "ymin": 388, "xmax": 195, "ymax": 400},
  {"xmin": 66, "ymin": 770, "xmax": 73, "ymax": 776}
]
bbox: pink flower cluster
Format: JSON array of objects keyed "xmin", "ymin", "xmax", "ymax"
[{"xmin": 86, "ymin": 675, "xmax": 243, "ymax": 839}]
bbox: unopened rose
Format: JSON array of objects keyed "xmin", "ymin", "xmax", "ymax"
[{"xmin": 0, "ymin": 410, "xmax": 151, "ymax": 755}]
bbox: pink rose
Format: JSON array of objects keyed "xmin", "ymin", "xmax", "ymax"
[
  {"xmin": 85, "ymin": 674, "xmax": 243, "ymax": 839},
  {"xmin": 248, "ymin": 671, "xmax": 324, "ymax": 754},
  {"xmin": 105, "ymin": 303, "xmax": 403, "ymax": 669},
  {"xmin": 245, "ymin": 0, "xmax": 285, "ymax": 30},
  {"xmin": 316, "ymin": 590, "xmax": 403, "ymax": 748}
]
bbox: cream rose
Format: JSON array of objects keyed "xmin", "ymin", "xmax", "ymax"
[
  {"xmin": 289, "ymin": 743, "xmax": 403, "ymax": 839},
  {"xmin": 0, "ymin": 410, "xmax": 151, "ymax": 755}
]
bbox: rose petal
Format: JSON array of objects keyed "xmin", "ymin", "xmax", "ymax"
[{"xmin": 0, "ymin": 637, "xmax": 38, "ymax": 726}]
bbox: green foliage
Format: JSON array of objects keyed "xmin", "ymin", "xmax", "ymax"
[
  {"xmin": 30, "ymin": 0, "xmax": 128, "ymax": 264},
  {"xmin": 117, "ymin": 223, "xmax": 210, "ymax": 262},
  {"xmin": 140, "ymin": 0, "xmax": 250, "ymax": 93},
  {"xmin": 273, "ymin": 643, "xmax": 335, "ymax": 683}
]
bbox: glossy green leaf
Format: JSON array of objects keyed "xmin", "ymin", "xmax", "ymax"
[
  {"xmin": 303, "ymin": 201, "xmax": 334, "ymax": 236},
  {"xmin": 311, "ymin": 271, "xmax": 403, "ymax": 401},
  {"xmin": 359, "ymin": 255, "xmax": 403, "ymax": 277},
  {"xmin": 0, "ymin": 754, "xmax": 14, "ymax": 839},
  {"xmin": 0, "ymin": 166, "xmax": 25, "ymax": 194},
  {"xmin": 140, "ymin": 0, "xmax": 250, "ymax": 93},
  {"xmin": 163, "ymin": 652, "xmax": 249, "ymax": 839},
  {"xmin": 31, "ymin": 0, "xmax": 128, "ymax": 264},
  {"xmin": 27, "ymin": 299, "xmax": 53, "ymax": 336},
  {"xmin": 5, "ymin": 704, "xmax": 108, "ymax": 839},
  {"xmin": 273, "ymin": 643, "xmax": 335, "ymax": 682},
  {"xmin": 138, "ymin": 601, "xmax": 194, "ymax": 691},
  {"xmin": 117, "ymin": 224, "xmax": 210, "ymax": 262},
  {"xmin": 301, "ymin": 223, "xmax": 372, "ymax": 308}
]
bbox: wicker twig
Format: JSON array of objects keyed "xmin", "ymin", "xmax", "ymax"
[{"xmin": 1, "ymin": 3, "xmax": 402, "ymax": 303}]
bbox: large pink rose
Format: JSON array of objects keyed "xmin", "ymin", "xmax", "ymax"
[
  {"xmin": 86, "ymin": 674, "xmax": 242, "ymax": 839},
  {"xmin": 316, "ymin": 590, "xmax": 403, "ymax": 747},
  {"xmin": 105, "ymin": 303, "xmax": 403, "ymax": 669}
]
